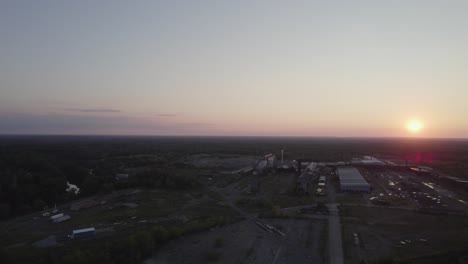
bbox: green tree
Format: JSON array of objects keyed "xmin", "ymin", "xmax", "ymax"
[
  {"xmin": 134, "ymin": 231, "xmax": 154, "ymax": 258},
  {"xmin": 100, "ymin": 183, "xmax": 115, "ymax": 194},
  {"xmin": 152, "ymin": 225, "xmax": 169, "ymax": 243},
  {"xmin": 81, "ymin": 175, "xmax": 101, "ymax": 195},
  {"xmin": 32, "ymin": 198, "xmax": 47, "ymax": 211}
]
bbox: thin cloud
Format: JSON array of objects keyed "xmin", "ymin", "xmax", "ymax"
[
  {"xmin": 175, "ymin": 122, "xmax": 212, "ymax": 127},
  {"xmin": 64, "ymin": 108, "xmax": 121, "ymax": 113},
  {"xmin": 0, "ymin": 113, "xmax": 160, "ymax": 132},
  {"xmin": 157, "ymin": 113, "xmax": 178, "ymax": 117},
  {"xmin": 0, "ymin": 112, "xmax": 218, "ymax": 135}
]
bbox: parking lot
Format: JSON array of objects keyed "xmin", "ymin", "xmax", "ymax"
[{"xmin": 349, "ymin": 167, "xmax": 468, "ymax": 214}]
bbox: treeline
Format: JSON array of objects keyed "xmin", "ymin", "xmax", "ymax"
[
  {"xmin": 4, "ymin": 135, "xmax": 468, "ymax": 162},
  {"xmin": 1, "ymin": 216, "xmax": 227, "ymax": 264},
  {"xmin": 117, "ymin": 167, "xmax": 201, "ymax": 190},
  {"xmin": 0, "ymin": 152, "xmax": 68, "ymax": 219}
]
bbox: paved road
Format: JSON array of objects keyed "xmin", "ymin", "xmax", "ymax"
[
  {"xmin": 327, "ymin": 203, "xmax": 344, "ymax": 264},
  {"xmin": 327, "ymin": 175, "xmax": 344, "ymax": 264}
]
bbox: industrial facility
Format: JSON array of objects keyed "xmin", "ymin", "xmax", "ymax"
[
  {"xmin": 296, "ymin": 162, "xmax": 317, "ymax": 195},
  {"xmin": 337, "ymin": 167, "xmax": 370, "ymax": 192}
]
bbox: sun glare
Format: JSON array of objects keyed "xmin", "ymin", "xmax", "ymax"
[{"xmin": 407, "ymin": 120, "xmax": 423, "ymax": 133}]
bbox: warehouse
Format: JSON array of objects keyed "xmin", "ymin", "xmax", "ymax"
[{"xmin": 337, "ymin": 167, "xmax": 370, "ymax": 192}]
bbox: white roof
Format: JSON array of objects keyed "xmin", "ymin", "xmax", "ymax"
[
  {"xmin": 73, "ymin": 227, "xmax": 95, "ymax": 234},
  {"xmin": 53, "ymin": 215, "xmax": 71, "ymax": 222},
  {"xmin": 361, "ymin": 159, "xmax": 385, "ymax": 165},
  {"xmin": 50, "ymin": 213, "xmax": 64, "ymax": 219}
]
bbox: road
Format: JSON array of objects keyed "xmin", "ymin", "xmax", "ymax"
[{"xmin": 327, "ymin": 175, "xmax": 344, "ymax": 264}]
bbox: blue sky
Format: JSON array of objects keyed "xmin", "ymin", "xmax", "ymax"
[{"xmin": 1, "ymin": 0, "xmax": 467, "ymax": 137}]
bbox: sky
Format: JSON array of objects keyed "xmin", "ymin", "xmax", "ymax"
[{"xmin": 1, "ymin": 0, "xmax": 467, "ymax": 137}]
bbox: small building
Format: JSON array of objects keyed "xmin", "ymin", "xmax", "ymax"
[
  {"xmin": 337, "ymin": 167, "xmax": 370, "ymax": 192},
  {"xmin": 52, "ymin": 215, "xmax": 71, "ymax": 223},
  {"xmin": 50, "ymin": 213, "xmax": 64, "ymax": 221},
  {"xmin": 71, "ymin": 227, "xmax": 96, "ymax": 239},
  {"xmin": 318, "ymin": 176, "xmax": 326, "ymax": 183}
]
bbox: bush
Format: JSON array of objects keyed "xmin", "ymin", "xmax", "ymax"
[
  {"xmin": 152, "ymin": 226, "xmax": 170, "ymax": 243},
  {"xmin": 133, "ymin": 231, "xmax": 154, "ymax": 258}
]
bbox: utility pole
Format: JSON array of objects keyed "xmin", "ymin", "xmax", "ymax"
[{"xmin": 281, "ymin": 149, "xmax": 284, "ymax": 165}]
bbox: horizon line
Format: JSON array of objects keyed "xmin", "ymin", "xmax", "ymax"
[{"xmin": 1, "ymin": 133, "xmax": 467, "ymax": 140}]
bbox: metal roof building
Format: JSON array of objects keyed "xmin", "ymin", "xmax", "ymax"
[
  {"xmin": 337, "ymin": 167, "xmax": 370, "ymax": 192},
  {"xmin": 52, "ymin": 215, "xmax": 71, "ymax": 223},
  {"xmin": 350, "ymin": 159, "xmax": 385, "ymax": 166},
  {"xmin": 71, "ymin": 227, "xmax": 96, "ymax": 239}
]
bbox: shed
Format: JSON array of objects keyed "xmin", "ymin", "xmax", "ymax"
[
  {"xmin": 71, "ymin": 227, "xmax": 96, "ymax": 239},
  {"xmin": 52, "ymin": 215, "xmax": 71, "ymax": 223},
  {"xmin": 50, "ymin": 213, "xmax": 64, "ymax": 221}
]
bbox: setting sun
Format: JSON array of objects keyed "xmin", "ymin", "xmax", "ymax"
[{"xmin": 407, "ymin": 120, "xmax": 423, "ymax": 133}]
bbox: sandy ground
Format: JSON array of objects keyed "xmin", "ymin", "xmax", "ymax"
[{"xmin": 145, "ymin": 218, "xmax": 327, "ymax": 264}]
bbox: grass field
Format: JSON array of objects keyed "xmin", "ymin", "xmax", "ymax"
[{"xmin": 341, "ymin": 206, "xmax": 468, "ymax": 263}]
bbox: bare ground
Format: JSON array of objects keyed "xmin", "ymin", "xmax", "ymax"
[{"xmin": 145, "ymin": 218, "xmax": 327, "ymax": 264}]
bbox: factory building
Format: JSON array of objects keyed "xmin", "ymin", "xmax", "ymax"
[
  {"xmin": 337, "ymin": 167, "xmax": 370, "ymax": 192},
  {"xmin": 350, "ymin": 156, "xmax": 385, "ymax": 166},
  {"xmin": 296, "ymin": 162, "xmax": 317, "ymax": 195}
]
